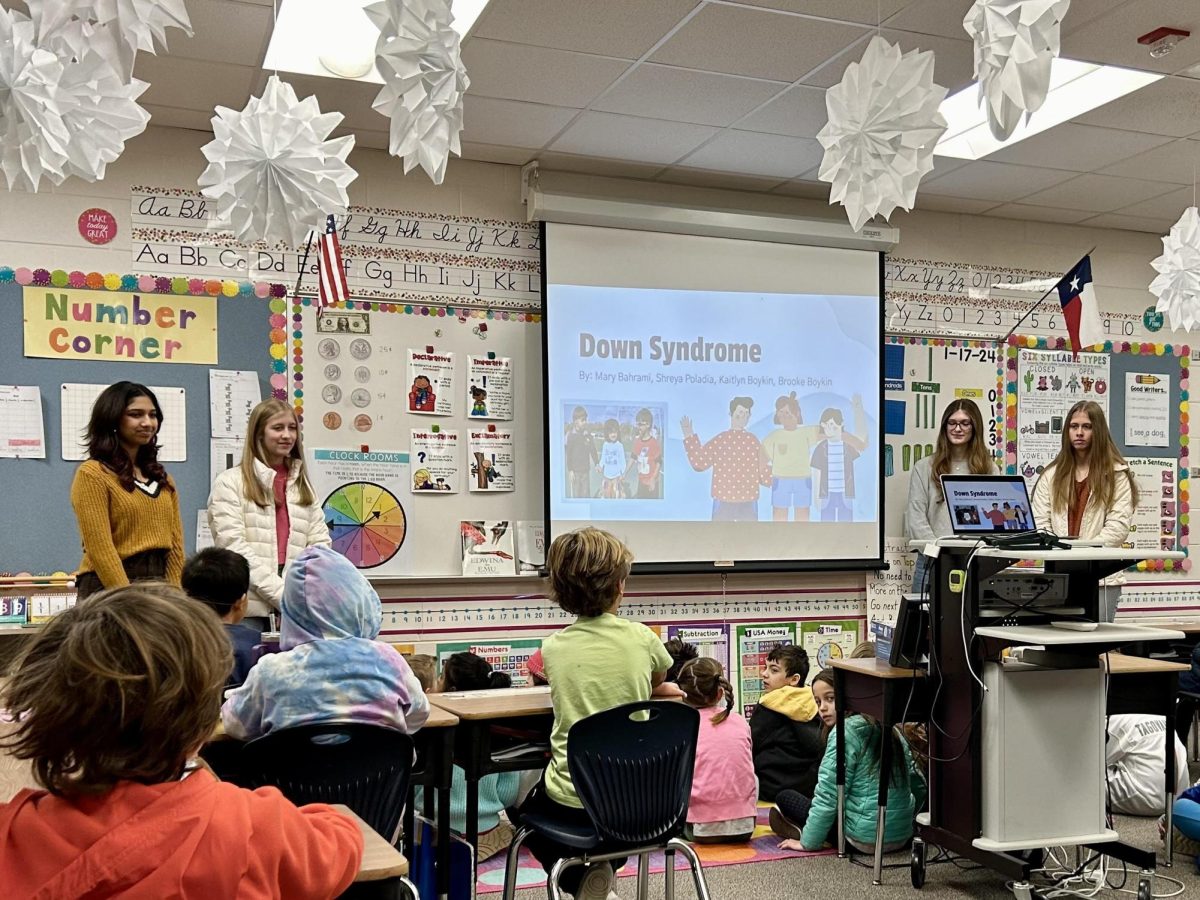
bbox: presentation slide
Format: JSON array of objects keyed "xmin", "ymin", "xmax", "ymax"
[{"xmin": 942, "ymin": 477, "xmax": 1033, "ymax": 534}]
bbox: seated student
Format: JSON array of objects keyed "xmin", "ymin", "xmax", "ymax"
[
  {"xmin": 181, "ymin": 547, "xmax": 259, "ymax": 687},
  {"xmin": 516, "ymin": 527, "xmax": 672, "ymax": 900},
  {"xmin": 769, "ymin": 669, "xmax": 835, "ymax": 837},
  {"xmin": 526, "ymin": 648, "xmax": 549, "ymax": 686},
  {"xmin": 678, "ymin": 657, "xmax": 757, "ymax": 843},
  {"xmin": 222, "ymin": 545, "xmax": 428, "ymax": 740},
  {"xmin": 418, "ymin": 652, "xmax": 520, "ymax": 861},
  {"xmin": 403, "ymin": 653, "xmax": 437, "ymax": 693},
  {"xmin": 775, "ymin": 679, "xmax": 924, "ymax": 854},
  {"xmin": 1106, "ymin": 714, "xmax": 1188, "ymax": 815},
  {"xmin": 750, "ymin": 644, "xmax": 822, "ymax": 801},
  {"xmin": 664, "ymin": 637, "xmax": 699, "ymax": 682},
  {"xmin": 0, "ymin": 584, "xmax": 363, "ymax": 897}
]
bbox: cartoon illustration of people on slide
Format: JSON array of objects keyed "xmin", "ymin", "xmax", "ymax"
[
  {"xmin": 762, "ymin": 392, "xmax": 821, "ymax": 521},
  {"xmin": 681, "ymin": 396, "xmax": 770, "ymax": 521},
  {"xmin": 809, "ymin": 396, "xmax": 868, "ymax": 522}
]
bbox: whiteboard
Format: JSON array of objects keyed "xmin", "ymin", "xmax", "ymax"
[{"xmin": 60, "ymin": 382, "xmax": 187, "ymax": 462}]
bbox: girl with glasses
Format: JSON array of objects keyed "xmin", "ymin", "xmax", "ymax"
[{"xmin": 904, "ymin": 399, "xmax": 998, "ymax": 592}]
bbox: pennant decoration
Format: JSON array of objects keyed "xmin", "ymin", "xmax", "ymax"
[
  {"xmin": 817, "ymin": 35, "xmax": 948, "ymax": 232},
  {"xmin": 963, "ymin": 0, "xmax": 1071, "ymax": 141},
  {"xmin": 318, "ymin": 215, "xmax": 350, "ymax": 309},
  {"xmin": 1150, "ymin": 207, "xmax": 1200, "ymax": 331},
  {"xmin": 366, "ymin": 0, "xmax": 469, "ymax": 185},
  {"xmin": 198, "ymin": 75, "xmax": 358, "ymax": 247},
  {"xmin": 1055, "ymin": 255, "xmax": 1103, "ymax": 356}
]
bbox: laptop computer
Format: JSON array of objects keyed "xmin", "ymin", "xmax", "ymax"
[{"xmin": 940, "ymin": 474, "xmax": 1036, "ymax": 537}]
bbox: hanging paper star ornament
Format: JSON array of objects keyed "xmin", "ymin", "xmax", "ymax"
[
  {"xmin": 1150, "ymin": 206, "xmax": 1200, "ymax": 331},
  {"xmin": 817, "ymin": 35, "xmax": 948, "ymax": 232},
  {"xmin": 963, "ymin": 0, "xmax": 1071, "ymax": 141},
  {"xmin": 366, "ymin": 0, "xmax": 469, "ymax": 184},
  {"xmin": 198, "ymin": 75, "xmax": 357, "ymax": 247}
]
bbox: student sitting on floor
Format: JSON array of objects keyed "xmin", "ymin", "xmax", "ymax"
[
  {"xmin": 222, "ymin": 545, "xmax": 428, "ymax": 740},
  {"xmin": 1106, "ymin": 714, "xmax": 1188, "ymax": 815},
  {"xmin": 750, "ymin": 644, "xmax": 823, "ymax": 801},
  {"xmin": 769, "ymin": 669, "xmax": 835, "ymax": 837},
  {"xmin": 417, "ymin": 652, "xmax": 521, "ymax": 862},
  {"xmin": 515, "ymin": 527, "xmax": 673, "ymax": 900},
  {"xmin": 664, "ymin": 637, "xmax": 699, "ymax": 682},
  {"xmin": 182, "ymin": 547, "xmax": 259, "ymax": 687},
  {"xmin": 0, "ymin": 584, "xmax": 363, "ymax": 897},
  {"xmin": 678, "ymin": 657, "xmax": 757, "ymax": 843},
  {"xmin": 773, "ymin": 671, "xmax": 924, "ymax": 854}
]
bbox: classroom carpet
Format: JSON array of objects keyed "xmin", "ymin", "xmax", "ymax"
[{"xmin": 475, "ymin": 804, "xmax": 834, "ymax": 894}]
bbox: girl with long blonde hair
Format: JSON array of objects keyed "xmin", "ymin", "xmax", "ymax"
[
  {"xmin": 207, "ymin": 399, "xmax": 330, "ymax": 631},
  {"xmin": 904, "ymin": 399, "xmax": 999, "ymax": 590}
]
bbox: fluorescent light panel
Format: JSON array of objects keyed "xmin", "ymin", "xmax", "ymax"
[
  {"xmin": 262, "ymin": 0, "xmax": 489, "ymax": 85},
  {"xmin": 934, "ymin": 58, "xmax": 1163, "ymax": 160}
]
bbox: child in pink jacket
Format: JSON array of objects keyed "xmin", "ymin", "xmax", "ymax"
[{"xmin": 678, "ymin": 657, "xmax": 758, "ymax": 842}]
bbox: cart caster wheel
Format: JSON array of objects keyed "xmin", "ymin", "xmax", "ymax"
[
  {"xmin": 1137, "ymin": 876, "xmax": 1153, "ymax": 900},
  {"xmin": 911, "ymin": 840, "xmax": 926, "ymax": 889}
]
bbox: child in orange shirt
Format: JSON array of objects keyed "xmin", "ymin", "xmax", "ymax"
[{"xmin": 0, "ymin": 583, "xmax": 363, "ymax": 899}]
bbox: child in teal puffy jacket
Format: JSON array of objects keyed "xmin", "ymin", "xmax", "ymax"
[{"xmin": 777, "ymin": 713, "xmax": 924, "ymax": 854}]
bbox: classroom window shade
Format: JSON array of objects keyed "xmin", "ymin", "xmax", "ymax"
[{"xmin": 542, "ymin": 222, "xmax": 884, "ymax": 571}]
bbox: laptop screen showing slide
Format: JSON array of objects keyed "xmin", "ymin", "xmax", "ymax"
[{"xmin": 940, "ymin": 475, "xmax": 1035, "ymax": 536}]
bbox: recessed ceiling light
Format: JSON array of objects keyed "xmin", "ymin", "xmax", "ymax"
[
  {"xmin": 934, "ymin": 58, "xmax": 1163, "ymax": 160},
  {"xmin": 263, "ymin": 0, "xmax": 489, "ymax": 84}
]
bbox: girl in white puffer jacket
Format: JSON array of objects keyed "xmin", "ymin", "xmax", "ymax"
[{"xmin": 208, "ymin": 399, "xmax": 330, "ymax": 630}]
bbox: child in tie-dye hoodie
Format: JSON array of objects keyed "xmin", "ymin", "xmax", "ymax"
[{"xmin": 221, "ymin": 545, "xmax": 429, "ymax": 740}]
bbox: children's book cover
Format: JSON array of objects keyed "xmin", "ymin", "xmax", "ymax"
[{"xmin": 460, "ymin": 520, "xmax": 515, "ymax": 575}]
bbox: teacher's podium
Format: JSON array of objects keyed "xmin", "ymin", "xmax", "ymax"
[{"xmin": 911, "ymin": 539, "xmax": 1184, "ymax": 900}]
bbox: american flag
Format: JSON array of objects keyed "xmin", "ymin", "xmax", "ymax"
[{"xmin": 317, "ymin": 214, "xmax": 349, "ymax": 308}]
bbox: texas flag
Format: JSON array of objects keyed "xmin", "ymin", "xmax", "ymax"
[{"xmin": 1056, "ymin": 255, "xmax": 1103, "ymax": 357}]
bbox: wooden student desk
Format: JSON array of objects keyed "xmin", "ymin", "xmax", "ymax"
[
  {"xmin": 333, "ymin": 803, "xmax": 413, "ymax": 899},
  {"xmin": 829, "ymin": 657, "xmax": 930, "ymax": 885},
  {"xmin": 428, "ymin": 687, "xmax": 554, "ymax": 873}
]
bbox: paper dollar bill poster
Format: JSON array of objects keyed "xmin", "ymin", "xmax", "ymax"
[
  {"xmin": 1015, "ymin": 349, "xmax": 1109, "ymax": 479},
  {"xmin": 666, "ymin": 623, "xmax": 731, "ymax": 677},
  {"xmin": 800, "ymin": 620, "xmax": 862, "ymax": 675},
  {"xmin": 867, "ymin": 536, "xmax": 915, "ymax": 628},
  {"xmin": 1125, "ymin": 373, "xmax": 1170, "ymax": 448},
  {"xmin": 1127, "ymin": 457, "xmax": 1176, "ymax": 552},
  {"xmin": 467, "ymin": 354, "xmax": 514, "ymax": 420},
  {"xmin": 735, "ymin": 622, "xmax": 796, "ymax": 718},
  {"xmin": 435, "ymin": 639, "xmax": 542, "ymax": 687},
  {"xmin": 407, "ymin": 348, "xmax": 455, "ymax": 415},
  {"xmin": 468, "ymin": 427, "xmax": 515, "ymax": 491},
  {"xmin": 410, "ymin": 428, "xmax": 460, "ymax": 493},
  {"xmin": 307, "ymin": 448, "xmax": 412, "ymax": 575}
]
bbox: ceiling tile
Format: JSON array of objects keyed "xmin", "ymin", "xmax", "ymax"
[
  {"xmin": 922, "ymin": 161, "xmax": 1077, "ymax": 202},
  {"xmin": 353, "ymin": 131, "xmax": 391, "ymax": 152},
  {"xmin": 803, "ymin": 30, "xmax": 976, "ymax": 93},
  {"xmin": 650, "ymin": 4, "xmax": 867, "ymax": 82},
  {"xmin": 737, "ymin": 85, "xmax": 828, "ymax": 137},
  {"xmin": 1073, "ymin": 77, "xmax": 1200, "ymax": 137},
  {"xmin": 1112, "ymin": 186, "xmax": 1194, "ymax": 220},
  {"xmin": 656, "ymin": 167, "xmax": 790, "ymax": 192},
  {"xmin": 1018, "ymin": 173, "xmax": 1180, "ymax": 212},
  {"xmin": 984, "ymin": 204, "xmax": 1097, "ymax": 225},
  {"xmin": 144, "ymin": 104, "xmax": 218, "ymax": 133},
  {"xmin": 1079, "ymin": 213, "xmax": 1176, "ymax": 234},
  {"xmin": 273, "ymin": 74, "xmax": 381, "ymax": 131},
  {"xmin": 136, "ymin": 56, "xmax": 257, "ymax": 111},
  {"xmin": 471, "ymin": 0, "xmax": 697, "ymax": 58},
  {"xmin": 462, "ymin": 39, "xmax": 630, "ymax": 109},
  {"xmin": 460, "ymin": 142, "xmax": 538, "ymax": 166},
  {"xmin": 983, "ymin": 124, "xmax": 1172, "ymax": 172},
  {"xmin": 771, "ymin": 179, "xmax": 832, "ymax": 200},
  {"xmin": 550, "ymin": 112, "xmax": 719, "ymax": 164},
  {"xmin": 911, "ymin": 195, "xmax": 1000, "ymax": 214},
  {"xmin": 461, "ymin": 96, "xmax": 579, "ymax": 149},
  {"xmin": 161, "ymin": 0, "xmax": 271, "ymax": 66},
  {"xmin": 534, "ymin": 152, "xmax": 666, "ymax": 180},
  {"xmin": 1098, "ymin": 139, "xmax": 1200, "ymax": 184},
  {"xmin": 593, "ymin": 64, "xmax": 787, "ymax": 127},
  {"xmin": 678, "ymin": 131, "xmax": 825, "ymax": 178},
  {"xmin": 1062, "ymin": 0, "xmax": 1200, "ymax": 75},
  {"xmin": 882, "ymin": 0, "xmax": 1124, "ymax": 41},
  {"xmin": 727, "ymin": 0, "xmax": 912, "ymax": 25}
]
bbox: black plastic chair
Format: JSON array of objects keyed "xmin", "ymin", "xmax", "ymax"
[
  {"xmin": 240, "ymin": 722, "xmax": 419, "ymax": 897},
  {"xmin": 502, "ymin": 701, "xmax": 712, "ymax": 900}
]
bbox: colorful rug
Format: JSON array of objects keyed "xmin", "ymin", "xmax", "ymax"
[{"xmin": 475, "ymin": 803, "xmax": 835, "ymax": 893}]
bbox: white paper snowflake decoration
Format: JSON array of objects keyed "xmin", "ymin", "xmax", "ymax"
[
  {"xmin": 198, "ymin": 75, "xmax": 357, "ymax": 247},
  {"xmin": 366, "ymin": 0, "xmax": 469, "ymax": 184},
  {"xmin": 1150, "ymin": 207, "xmax": 1200, "ymax": 331},
  {"xmin": 963, "ymin": 0, "xmax": 1070, "ymax": 141},
  {"xmin": 817, "ymin": 35, "xmax": 948, "ymax": 232}
]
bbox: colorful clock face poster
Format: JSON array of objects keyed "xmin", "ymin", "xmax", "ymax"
[
  {"xmin": 799, "ymin": 620, "xmax": 862, "ymax": 674},
  {"xmin": 307, "ymin": 448, "xmax": 413, "ymax": 575}
]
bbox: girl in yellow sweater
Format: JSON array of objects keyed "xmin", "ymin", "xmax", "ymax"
[{"xmin": 70, "ymin": 382, "xmax": 184, "ymax": 598}]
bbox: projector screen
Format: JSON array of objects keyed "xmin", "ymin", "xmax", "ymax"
[{"xmin": 543, "ymin": 222, "xmax": 883, "ymax": 570}]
